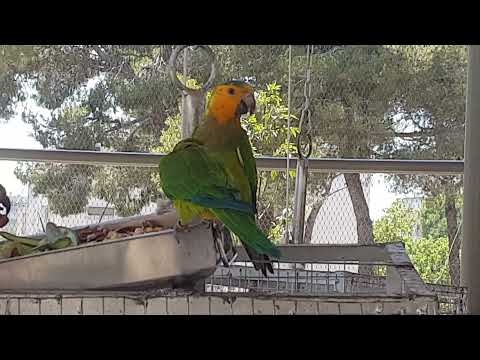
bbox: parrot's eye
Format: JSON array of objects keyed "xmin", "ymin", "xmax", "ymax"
[{"xmin": 228, "ymin": 87, "xmax": 235, "ymax": 95}]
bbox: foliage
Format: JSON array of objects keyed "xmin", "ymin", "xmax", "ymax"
[{"xmin": 373, "ymin": 199, "xmax": 450, "ymax": 284}]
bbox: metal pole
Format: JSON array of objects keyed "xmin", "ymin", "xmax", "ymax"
[
  {"xmin": 292, "ymin": 158, "xmax": 308, "ymax": 244},
  {"xmin": 292, "ymin": 45, "xmax": 313, "ymax": 245},
  {"xmin": 180, "ymin": 48, "xmax": 206, "ymax": 139},
  {"xmin": 181, "ymin": 47, "xmax": 189, "ymax": 139},
  {"xmin": 181, "ymin": 89, "xmax": 206, "ymax": 139},
  {"xmin": 0, "ymin": 148, "xmax": 465, "ymax": 174},
  {"xmin": 461, "ymin": 45, "xmax": 480, "ymax": 313}
]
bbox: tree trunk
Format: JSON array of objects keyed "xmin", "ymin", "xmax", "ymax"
[
  {"xmin": 344, "ymin": 173, "xmax": 374, "ymax": 275},
  {"xmin": 304, "ymin": 202, "xmax": 323, "ymax": 244},
  {"xmin": 344, "ymin": 173, "xmax": 373, "ymax": 245},
  {"xmin": 304, "ymin": 178, "xmax": 335, "ymax": 244},
  {"xmin": 444, "ymin": 191, "xmax": 460, "ymax": 286}
]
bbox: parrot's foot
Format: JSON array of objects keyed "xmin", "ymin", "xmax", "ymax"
[
  {"xmin": 212, "ymin": 223, "xmax": 238, "ymax": 267},
  {"xmin": 174, "ymin": 221, "xmax": 193, "ymax": 233},
  {"xmin": 215, "ymin": 236, "xmax": 230, "ymax": 267},
  {"xmin": 211, "ymin": 223, "xmax": 229, "ymax": 267},
  {"xmin": 201, "ymin": 220, "xmax": 212, "ymax": 229}
]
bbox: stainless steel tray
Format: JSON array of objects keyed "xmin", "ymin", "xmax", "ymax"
[{"xmin": 0, "ymin": 212, "xmax": 217, "ymax": 291}]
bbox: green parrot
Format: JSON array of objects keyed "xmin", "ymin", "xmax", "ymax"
[
  {"xmin": 158, "ymin": 138, "xmax": 281, "ymax": 273},
  {"xmin": 159, "ymin": 81, "xmax": 281, "ymax": 276},
  {"xmin": 190, "ymin": 80, "xmax": 278, "ymax": 276}
]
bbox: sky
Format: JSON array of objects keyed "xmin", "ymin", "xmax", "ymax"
[{"xmin": 1, "ymin": 115, "xmax": 43, "ymax": 195}]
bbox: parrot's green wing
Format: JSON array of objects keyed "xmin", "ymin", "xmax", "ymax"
[
  {"xmin": 237, "ymin": 129, "xmax": 258, "ymax": 214},
  {"xmin": 159, "ymin": 139, "xmax": 253, "ymax": 214},
  {"xmin": 159, "ymin": 138, "xmax": 280, "ymax": 260}
]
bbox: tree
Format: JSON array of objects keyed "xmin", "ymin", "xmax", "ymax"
[
  {"xmin": 287, "ymin": 46, "xmax": 418, "ymax": 247},
  {"xmin": 6, "ymin": 45, "xmax": 183, "ymax": 216},
  {"xmin": 374, "ymin": 200, "xmax": 450, "ymax": 284},
  {"xmin": 420, "ymin": 194, "xmax": 463, "ymax": 285},
  {"xmin": 382, "ymin": 46, "xmax": 467, "ymax": 286}
]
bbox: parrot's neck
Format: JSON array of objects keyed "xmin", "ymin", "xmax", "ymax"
[
  {"xmin": 194, "ymin": 114, "xmax": 243, "ymax": 150},
  {"xmin": 207, "ymin": 95, "xmax": 241, "ymax": 125}
]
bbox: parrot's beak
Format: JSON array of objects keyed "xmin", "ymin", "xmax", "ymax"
[{"xmin": 239, "ymin": 92, "xmax": 256, "ymax": 115}]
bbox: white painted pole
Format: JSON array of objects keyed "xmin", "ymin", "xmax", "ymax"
[{"xmin": 461, "ymin": 45, "xmax": 480, "ymax": 313}]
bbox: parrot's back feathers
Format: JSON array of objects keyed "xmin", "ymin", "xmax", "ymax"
[
  {"xmin": 159, "ymin": 138, "xmax": 281, "ymax": 267},
  {"xmin": 190, "ymin": 195, "xmax": 253, "ymax": 214},
  {"xmin": 159, "ymin": 140, "xmax": 254, "ymax": 215}
]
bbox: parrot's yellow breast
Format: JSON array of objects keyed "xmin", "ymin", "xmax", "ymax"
[{"xmin": 173, "ymin": 200, "xmax": 217, "ymax": 224}]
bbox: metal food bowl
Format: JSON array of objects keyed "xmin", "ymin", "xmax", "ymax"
[{"xmin": 0, "ymin": 212, "xmax": 217, "ymax": 291}]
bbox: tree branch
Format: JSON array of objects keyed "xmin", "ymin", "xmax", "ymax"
[
  {"xmin": 91, "ymin": 45, "xmax": 136, "ymax": 79},
  {"xmin": 105, "ymin": 116, "xmax": 149, "ymax": 133}
]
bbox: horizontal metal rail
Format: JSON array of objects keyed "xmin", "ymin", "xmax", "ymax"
[{"xmin": 0, "ymin": 148, "xmax": 464, "ymax": 175}]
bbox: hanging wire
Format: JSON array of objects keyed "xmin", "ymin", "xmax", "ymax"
[
  {"xmin": 285, "ymin": 45, "xmax": 293, "ymax": 244},
  {"xmin": 297, "ymin": 45, "xmax": 314, "ymax": 159},
  {"xmin": 181, "ymin": 47, "xmax": 189, "ymax": 132},
  {"xmin": 435, "ymin": 221, "xmax": 462, "ymax": 284},
  {"xmin": 291, "ymin": 45, "xmax": 315, "ymax": 244},
  {"xmin": 183, "ymin": 47, "xmax": 188, "ymax": 85}
]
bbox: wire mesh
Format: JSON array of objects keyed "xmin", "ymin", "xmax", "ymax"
[
  {"xmin": 428, "ymin": 284, "xmax": 467, "ymax": 314},
  {"xmin": 0, "ymin": 160, "xmax": 463, "ymax": 292},
  {"xmin": 1, "ymin": 162, "xmax": 160, "ymax": 236},
  {"xmin": 204, "ymin": 260, "xmax": 392, "ymax": 297},
  {"xmin": 1, "ymin": 45, "xmax": 467, "ymax": 157},
  {"xmin": 0, "ymin": 45, "xmax": 468, "ymax": 311}
]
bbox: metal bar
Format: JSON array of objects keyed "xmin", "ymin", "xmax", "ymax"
[
  {"xmin": 462, "ymin": 45, "xmax": 480, "ymax": 314},
  {"xmin": 181, "ymin": 90, "xmax": 206, "ymax": 139},
  {"xmin": 385, "ymin": 243, "xmax": 434, "ymax": 297},
  {"xmin": 234, "ymin": 243, "xmax": 393, "ymax": 263},
  {"xmin": 292, "ymin": 158, "xmax": 308, "ymax": 243},
  {"xmin": 207, "ymin": 271, "xmax": 386, "ymax": 295},
  {"xmin": 0, "ymin": 148, "xmax": 464, "ymax": 174}
]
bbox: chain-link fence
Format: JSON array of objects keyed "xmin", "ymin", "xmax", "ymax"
[
  {"xmin": 0, "ymin": 45, "xmax": 468, "ymax": 304},
  {"xmin": 0, "ymin": 161, "xmax": 464, "ymax": 289}
]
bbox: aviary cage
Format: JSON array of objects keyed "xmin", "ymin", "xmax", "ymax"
[{"xmin": 0, "ymin": 44, "xmax": 470, "ymax": 314}]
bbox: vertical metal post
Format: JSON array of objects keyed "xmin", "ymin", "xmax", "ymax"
[
  {"xmin": 291, "ymin": 45, "xmax": 313, "ymax": 245},
  {"xmin": 181, "ymin": 89, "xmax": 206, "ymax": 139},
  {"xmin": 284, "ymin": 45, "xmax": 293, "ymax": 245},
  {"xmin": 180, "ymin": 48, "xmax": 207, "ymax": 139},
  {"xmin": 292, "ymin": 158, "xmax": 308, "ymax": 244},
  {"xmin": 461, "ymin": 45, "xmax": 480, "ymax": 313}
]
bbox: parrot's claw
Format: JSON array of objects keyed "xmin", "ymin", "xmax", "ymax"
[
  {"xmin": 174, "ymin": 221, "xmax": 193, "ymax": 233},
  {"xmin": 228, "ymin": 249, "xmax": 238, "ymax": 266},
  {"xmin": 215, "ymin": 236, "xmax": 230, "ymax": 267},
  {"xmin": 201, "ymin": 220, "xmax": 211, "ymax": 229},
  {"xmin": 212, "ymin": 222, "xmax": 238, "ymax": 267},
  {"xmin": 211, "ymin": 222, "xmax": 230, "ymax": 267}
]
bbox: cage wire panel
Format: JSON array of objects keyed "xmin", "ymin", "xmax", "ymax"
[
  {"xmin": 0, "ymin": 45, "xmax": 468, "ymax": 313},
  {"xmin": 0, "ymin": 242, "xmax": 440, "ymax": 315}
]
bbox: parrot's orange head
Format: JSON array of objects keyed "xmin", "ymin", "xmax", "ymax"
[{"xmin": 207, "ymin": 80, "xmax": 256, "ymax": 124}]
